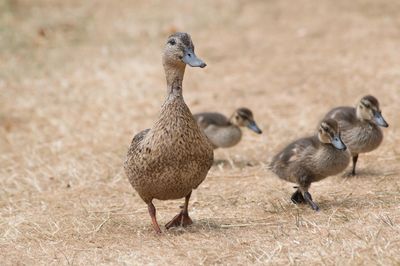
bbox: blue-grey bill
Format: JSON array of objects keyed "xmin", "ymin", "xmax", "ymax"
[
  {"xmin": 374, "ymin": 112, "xmax": 389, "ymax": 127},
  {"xmin": 331, "ymin": 136, "xmax": 347, "ymax": 151},
  {"xmin": 247, "ymin": 121, "xmax": 262, "ymax": 134},
  {"xmin": 182, "ymin": 50, "xmax": 206, "ymax": 68}
]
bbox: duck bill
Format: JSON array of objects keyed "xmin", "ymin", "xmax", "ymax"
[
  {"xmin": 182, "ymin": 49, "xmax": 206, "ymax": 68},
  {"xmin": 373, "ymin": 112, "xmax": 389, "ymax": 127},
  {"xmin": 247, "ymin": 121, "xmax": 262, "ymax": 134},
  {"xmin": 331, "ymin": 135, "xmax": 347, "ymax": 151}
]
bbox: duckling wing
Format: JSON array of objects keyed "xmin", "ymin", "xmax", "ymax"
[
  {"xmin": 193, "ymin": 112, "xmax": 230, "ymax": 130},
  {"xmin": 270, "ymin": 137, "xmax": 317, "ymax": 180},
  {"xmin": 324, "ymin": 106, "xmax": 357, "ymax": 125}
]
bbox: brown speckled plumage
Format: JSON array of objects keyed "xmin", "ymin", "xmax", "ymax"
[
  {"xmin": 193, "ymin": 107, "xmax": 262, "ymax": 149},
  {"xmin": 124, "ymin": 32, "xmax": 213, "ymax": 233},
  {"xmin": 324, "ymin": 95, "xmax": 388, "ymax": 175},
  {"xmin": 269, "ymin": 119, "xmax": 350, "ymax": 211}
]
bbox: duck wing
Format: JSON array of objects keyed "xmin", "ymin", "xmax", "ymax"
[
  {"xmin": 193, "ymin": 112, "xmax": 230, "ymax": 130},
  {"xmin": 126, "ymin": 128, "xmax": 150, "ymax": 158}
]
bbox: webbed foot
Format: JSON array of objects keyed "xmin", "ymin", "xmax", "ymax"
[
  {"xmin": 165, "ymin": 211, "xmax": 193, "ymax": 229},
  {"xmin": 291, "ymin": 190, "xmax": 305, "ymax": 204}
]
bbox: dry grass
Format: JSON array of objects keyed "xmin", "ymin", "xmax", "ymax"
[{"xmin": 1, "ymin": 0, "xmax": 400, "ymax": 264}]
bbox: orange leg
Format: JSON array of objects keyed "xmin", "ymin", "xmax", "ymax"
[{"xmin": 147, "ymin": 202, "xmax": 161, "ymax": 233}]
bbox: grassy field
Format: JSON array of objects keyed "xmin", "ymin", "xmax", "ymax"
[{"xmin": 1, "ymin": 0, "xmax": 400, "ymax": 264}]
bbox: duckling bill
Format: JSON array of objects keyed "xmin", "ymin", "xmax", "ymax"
[
  {"xmin": 324, "ymin": 95, "xmax": 388, "ymax": 176},
  {"xmin": 193, "ymin": 107, "xmax": 262, "ymax": 149},
  {"xmin": 124, "ymin": 33, "xmax": 213, "ymax": 233},
  {"xmin": 269, "ymin": 119, "xmax": 350, "ymax": 211}
]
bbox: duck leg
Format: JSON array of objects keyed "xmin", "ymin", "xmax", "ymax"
[
  {"xmin": 147, "ymin": 201, "xmax": 162, "ymax": 233},
  {"xmin": 351, "ymin": 154, "xmax": 359, "ymax": 176},
  {"xmin": 165, "ymin": 192, "xmax": 193, "ymax": 229}
]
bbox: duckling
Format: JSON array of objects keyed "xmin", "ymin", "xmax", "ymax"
[
  {"xmin": 324, "ymin": 95, "xmax": 389, "ymax": 176},
  {"xmin": 124, "ymin": 33, "xmax": 214, "ymax": 233},
  {"xmin": 193, "ymin": 108, "xmax": 262, "ymax": 149},
  {"xmin": 269, "ymin": 119, "xmax": 350, "ymax": 211}
]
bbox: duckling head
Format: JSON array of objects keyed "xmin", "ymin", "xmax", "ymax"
[
  {"xmin": 163, "ymin": 32, "xmax": 206, "ymax": 69},
  {"xmin": 356, "ymin": 95, "xmax": 389, "ymax": 127},
  {"xmin": 318, "ymin": 119, "xmax": 347, "ymax": 151},
  {"xmin": 230, "ymin": 108, "xmax": 262, "ymax": 134}
]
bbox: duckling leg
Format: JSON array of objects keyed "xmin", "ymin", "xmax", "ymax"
[
  {"xmin": 351, "ymin": 154, "xmax": 359, "ymax": 176},
  {"xmin": 147, "ymin": 202, "xmax": 161, "ymax": 233},
  {"xmin": 165, "ymin": 192, "xmax": 193, "ymax": 229},
  {"xmin": 298, "ymin": 178, "xmax": 319, "ymax": 211},
  {"xmin": 303, "ymin": 192, "xmax": 320, "ymax": 211}
]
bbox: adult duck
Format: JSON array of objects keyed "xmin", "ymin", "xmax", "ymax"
[{"xmin": 124, "ymin": 33, "xmax": 213, "ymax": 233}]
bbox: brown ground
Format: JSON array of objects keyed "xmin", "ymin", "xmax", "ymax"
[{"xmin": 1, "ymin": 0, "xmax": 400, "ymax": 265}]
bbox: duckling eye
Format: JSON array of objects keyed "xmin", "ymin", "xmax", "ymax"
[
  {"xmin": 362, "ymin": 102, "xmax": 371, "ymax": 109},
  {"xmin": 321, "ymin": 125, "xmax": 327, "ymax": 131},
  {"xmin": 168, "ymin": 39, "xmax": 176, "ymax": 46}
]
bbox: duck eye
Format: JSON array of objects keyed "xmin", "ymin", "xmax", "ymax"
[{"xmin": 168, "ymin": 39, "xmax": 176, "ymax": 45}]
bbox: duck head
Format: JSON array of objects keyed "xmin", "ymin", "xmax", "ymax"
[
  {"xmin": 163, "ymin": 32, "xmax": 206, "ymax": 69},
  {"xmin": 230, "ymin": 108, "xmax": 262, "ymax": 134},
  {"xmin": 356, "ymin": 95, "xmax": 388, "ymax": 127},
  {"xmin": 318, "ymin": 119, "xmax": 347, "ymax": 151}
]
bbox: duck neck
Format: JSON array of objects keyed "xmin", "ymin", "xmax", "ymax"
[{"xmin": 164, "ymin": 63, "xmax": 186, "ymax": 97}]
